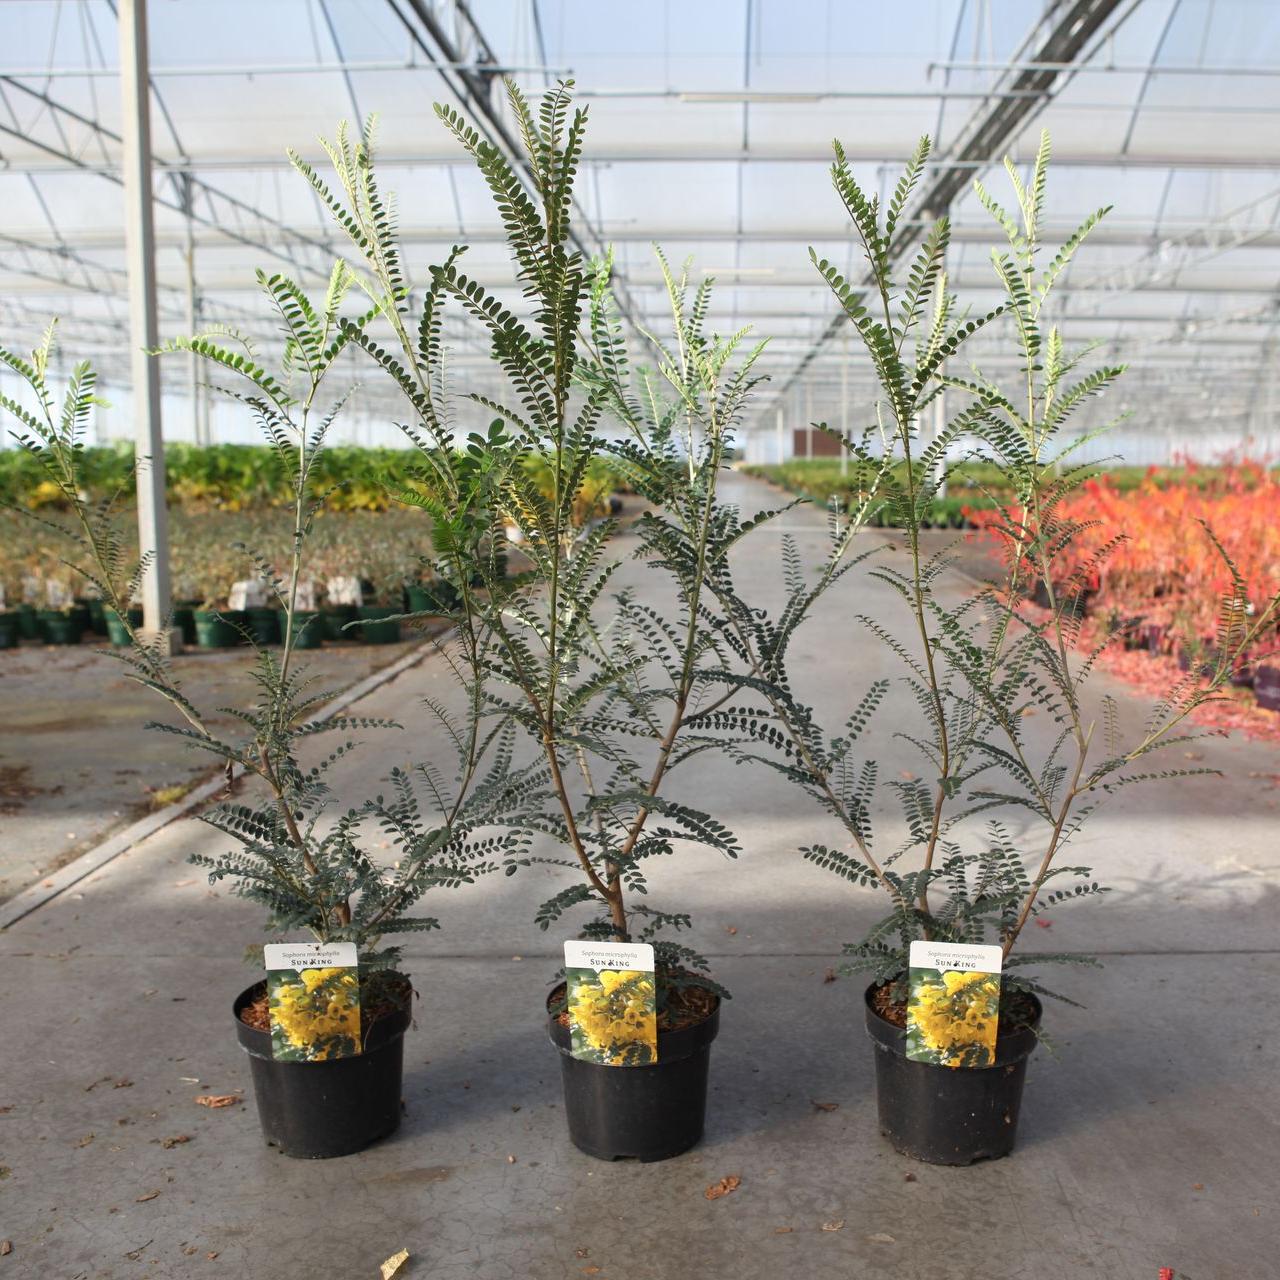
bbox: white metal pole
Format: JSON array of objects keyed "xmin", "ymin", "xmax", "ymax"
[
  {"xmin": 182, "ymin": 173, "xmax": 203, "ymax": 445},
  {"xmin": 119, "ymin": 0, "xmax": 172, "ymax": 638}
]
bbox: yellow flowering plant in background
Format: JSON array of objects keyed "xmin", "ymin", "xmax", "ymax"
[
  {"xmin": 566, "ymin": 968, "xmax": 658, "ymax": 1066},
  {"xmin": 269, "ymin": 966, "xmax": 363, "ymax": 1062}
]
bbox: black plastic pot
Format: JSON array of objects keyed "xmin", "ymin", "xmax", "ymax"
[
  {"xmin": 233, "ymin": 982, "xmax": 411, "ymax": 1159},
  {"xmin": 547, "ymin": 995, "xmax": 720, "ymax": 1162},
  {"xmin": 0, "ymin": 612, "xmax": 18, "ymax": 649},
  {"xmin": 864, "ymin": 982, "xmax": 1042, "ymax": 1166}
]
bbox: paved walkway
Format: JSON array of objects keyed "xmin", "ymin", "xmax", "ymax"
[{"xmin": 3, "ymin": 472, "xmax": 1277, "ymax": 1279}]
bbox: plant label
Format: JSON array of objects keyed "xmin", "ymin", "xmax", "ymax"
[
  {"xmin": 906, "ymin": 941, "xmax": 1003, "ymax": 1069},
  {"xmin": 294, "ymin": 580, "xmax": 318, "ymax": 611},
  {"xmin": 327, "ymin": 576, "xmax": 363, "ymax": 606},
  {"xmin": 563, "ymin": 940, "xmax": 658, "ymax": 1067},
  {"xmin": 45, "ymin": 579, "xmax": 73, "ymax": 607},
  {"xmin": 263, "ymin": 942, "xmax": 362, "ymax": 1062},
  {"xmin": 227, "ymin": 579, "xmax": 266, "ymax": 610}
]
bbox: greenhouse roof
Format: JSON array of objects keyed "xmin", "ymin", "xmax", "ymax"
[{"xmin": 1, "ymin": 0, "xmax": 1278, "ymax": 447}]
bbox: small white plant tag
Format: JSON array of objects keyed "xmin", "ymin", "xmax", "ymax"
[
  {"xmin": 45, "ymin": 580, "xmax": 73, "ymax": 607},
  {"xmin": 227, "ymin": 579, "xmax": 266, "ymax": 610},
  {"xmin": 563, "ymin": 940, "xmax": 657, "ymax": 1066},
  {"xmin": 326, "ymin": 575, "xmax": 363, "ymax": 606},
  {"xmin": 293, "ymin": 580, "xmax": 318, "ymax": 611}
]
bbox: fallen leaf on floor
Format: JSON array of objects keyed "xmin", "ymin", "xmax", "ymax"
[
  {"xmin": 113, "ymin": 1079, "xmax": 134, "ymax": 1089},
  {"xmin": 0, "ymin": 1105, "xmax": 12, "ymax": 1115},
  {"xmin": 773, "ymin": 1227, "xmax": 793, "ymax": 1235},
  {"xmin": 822, "ymin": 969, "xmax": 838, "ymax": 984},
  {"xmin": 810, "ymin": 1101, "xmax": 839, "ymax": 1113},
  {"xmin": 123, "ymin": 1240, "xmax": 153, "ymax": 1262},
  {"xmin": 867, "ymin": 1232, "xmax": 896, "ymax": 1243},
  {"xmin": 84, "ymin": 1076, "xmax": 112, "ymax": 1092},
  {"xmin": 194, "ymin": 1094, "xmax": 241, "ymax": 1109},
  {"xmin": 506, "ymin": 1155, "xmax": 517, "ymax": 1164},
  {"xmin": 135, "ymin": 1191, "xmax": 160, "ymax": 1203},
  {"xmin": 1021, "ymin": 707, "xmax": 1037, "ymax": 717},
  {"xmin": 725, "ymin": 926, "xmax": 738, "ymax": 935},
  {"xmin": 1034, "ymin": 918, "xmax": 1053, "ymax": 929},
  {"xmin": 156, "ymin": 1135, "xmax": 192, "ymax": 1149},
  {"xmin": 704, "ymin": 1175, "xmax": 741, "ymax": 1200},
  {"xmin": 206, "ymin": 1252, "xmax": 219, "ymax": 1261},
  {"xmin": 379, "ymin": 1248, "xmax": 410, "ymax": 1279},
  {"xmin": 903, "ymin": 1172, "xmax": 917, "ymax": 1182},
  {"xmin": 575, "ymin": 1248, "xmax": 589, "ymax": 1259},
  {"xmin": 899, "ymin": 770, "xmax": 917, "ymax": 780},
  {"xmin": 1192, "ymin": 1183, "xmax": 1204, "ymax": 1191},
  {"xmin": 0, "ymin": 1240, "xmax": 11, "ymax": 1256},
  {"xmin": 821, "ymin": 1220, "xmax": 845, "ymax": 1232},
  {"xmin": 76, "ymin": 1133, "xmax": 94, "ymax": 1148},
  {"xmin": 581, "ymin": 1269, "xmax": 602, "ymax": 1277}
]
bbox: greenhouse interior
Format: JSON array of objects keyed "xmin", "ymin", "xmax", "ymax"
[{"xmin": 1, "ymin": 1, "xmax": 1278, "ymax": 1277}]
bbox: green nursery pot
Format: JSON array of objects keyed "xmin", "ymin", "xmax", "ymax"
[
  {"xmin": 321, "ymin": 603, "xmax": 358, "ymax": 640},
  {"xmin": 16, "ymin": 604, "xmax": 39, "ymax": 640},
  {"xmin": 356, "ymin": 605, "xmax": 402, "ymax": 645},
  {"xmin": 83, "ymin": 598, "xmax": 108, "ymax": 636},
  {"xmin": 38, "ymin": 610, "xmax": 82, "ymax": 645},
  {"xmin": 243, "ymin": 605, "xmax": 280, "ymax": 647},
  {"xmin": 105, "ymin": 607, "xmax": 143, "ymax": 647},
  {"xmin": 194, "ymin": 609, "xmax": 244, "ymax": 649},
  {"xmin": 279, "ymin": 610, "xmax": 323, "ymax": 650},
  {"xmin": 406, "ymin": 582, "xmax": 459, "ymax": 615},
  {"xmin": 0, "ymin": 612, "xmax": 19, "ymax": 649},
  {"xmin": 173, "ymin": 600, "xmax": 200, "ymax": 645}
]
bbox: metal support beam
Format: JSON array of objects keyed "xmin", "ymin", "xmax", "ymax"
[
  {"xmin": 768, "ymin": 0, "xmax": 1131, "ymax": 414},
  {"xmin": 118, "ymin": 0, "xmax": 171, "ymax": 636},
  {"xmin": 386, "ymin": 0, "xmax": 646, "ymax": 337}
]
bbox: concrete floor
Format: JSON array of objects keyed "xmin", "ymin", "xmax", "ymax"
[
  {"xmin": 0, "ymin": 635, "xmax": 424, "ymax": 904},
  {"xmin": 2, "ymin": 472, "xmax": 1278, "ymax": 1279}
]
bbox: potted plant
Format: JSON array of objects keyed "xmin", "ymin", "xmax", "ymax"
[
  {"xmin": 3, "ymin": 295, "xmax": 518, "ymax": 1157},
  {"xmin": 304, "ymin": 86, "xmax": 768, "ymax": 1160},
  {"xmin": 105, "ymin": 604, "xmax": 143, "ymax": 647},
  {"xmin": 353, "ymin": 578, "xmax": 404, "ymax": 646},
  {"xmin": 193, "ymin": 597, "xmax": 245, "ymax": 649},
  {"xmin": 37, "ymin": 602, "xmax": 82, "ymax": 645},
  {"xmin": 716, "ymin": 135, "xmax": 1280, "ymax": 1164}
]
